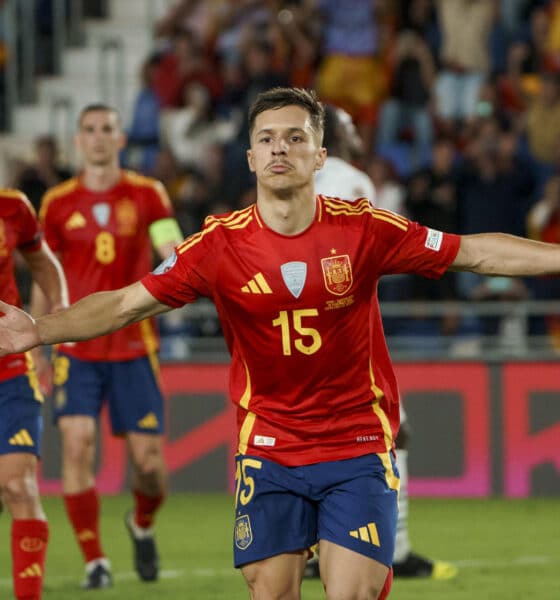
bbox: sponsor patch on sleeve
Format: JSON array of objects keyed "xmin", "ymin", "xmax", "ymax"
[{"xmin": 425, "ymin": 228, "xmax": 443, "ymax": 252}]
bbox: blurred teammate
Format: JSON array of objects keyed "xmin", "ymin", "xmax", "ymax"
[
  {"xmin": 3, "ymin": 87, "xmax": 560, "ymax": 599},
  {"xmin": 313, "ymin": 105, "xmax": 458, "ymax": 580},
  {"xmin": 31, "ymin": 104, "xmax": 183, "ymax": 589},
  {"xmin": 0, "ymin": 189, "xmax": 67, "ymax": 600}
]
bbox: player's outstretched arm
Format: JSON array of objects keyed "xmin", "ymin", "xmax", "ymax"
[
  {"xmin": 0, "ymin": 281, "xmax": 171, "ymax": 356},
  {"xmin": 451, "ymin": 233, "xmax": 560, "ymax": 277}
]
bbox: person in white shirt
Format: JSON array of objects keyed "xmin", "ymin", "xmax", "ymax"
[{"xmin": 310, "ymin": 104, "xmax": 458, "ymax": 581}]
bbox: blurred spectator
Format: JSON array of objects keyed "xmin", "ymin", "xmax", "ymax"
[
  {"xmin": 123, "ymin": 55, "xmax": 162, "ymax": 174},
  {"xmin": 367, "ymin": 155, "xmax": 407, "ymax": 216},
  {"xmin": 497, "ymin": 39, "xmax": 539, "ymax": 126},
  {"xmin": 454, "ymin": 120, "xmax": 533, "ymax": 347},
  {"xmin": 376, "ymin": 29, "xmax": 435, "ymax": 173},
  {"xmin": 160, "ymin": 81, "xmax": 235, "ymax": 174},
  {"xmin": 521, "ymin": 4, "xmax": 560, "ymax": 73},
  {"xmin": 526, "ymin": 174, "xmax": 560, "ymax": 349},
  {"xmin": 405, "ymin": 136, "xmax": 461, "ymax": 341},
  {"xmin": 151, "ymin": 147, "xmax": 191, "ymax": 207},
  {"xmin": 275, "ymin": 3, "xmax": 321, "ymax": 89},
  {"xmin": 13, "ymin": 135, "xmax": 73, "ymax": 213},
  {"xmin": 499, "ymin": 0, "xmax": 533, "ymax": 37},
  {"xmin": 397, "ymin": 0, "xmax": 440, "ymax": 58},
  {"xmin": 434, "ymin": 0, "xmax": 496, "ymax": 135},
  {"xmin": 311, "ymin": 0, "xmax": 391, "ymax": 147},
  {"xmin": 525, "ymin": 71, "xmax": 560, "ymax": 166},
  {"xmin": 406, "ymin": 136, "xmax": 459, "ymax": 234},
  {"xmin": 152, "ymin": 28, "xmax": 222, "ymax": 108},
  {"xmin": 153, "ymin": 0, "xmax": 224, "ymax": 47},
  {"xmin": 172, "ymin": 168, "xmax": 215, "ymax": 236}
]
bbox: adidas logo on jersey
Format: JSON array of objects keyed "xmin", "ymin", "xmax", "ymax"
[
  {"xmin": 19, "ymin": 563, "xmax": 42, "ymax": 578},
  {"xmin": 241, "ymin": 273, "xmax": 272, "ymax": 294},
  {"xmin": 9, "ymin": 429, "xmax": 34, "ymax": 446},
  {"xmin": 349, "ymin": 522, "xmax": 380, "ymax": 546},
  {"xmin": 65, "ymin": 211, "xmax": 87, "ymax": 230},
  {"xmin": 138, "ymin": 412, "xmax": 159, "ymax": 429}
]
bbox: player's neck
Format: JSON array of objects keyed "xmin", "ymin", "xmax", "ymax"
[
  {"xmin": 257, "ymin": 186, "xmax": 316, "ymax": 236},
  {"xmin": 81, "ymin": 164, "xmax": 121, "ymax": 192}
]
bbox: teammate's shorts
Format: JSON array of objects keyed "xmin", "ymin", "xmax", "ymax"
[
  {"xmin": 233, "ymin": 452, "xmax": 399, "ymax": 568},
  {"xmin": 52, "ymin": 353, "xmax": 164, "ymax": 435},
  {"xmin": 0, "ymin": 374, "xmax": 43, "ymax": 456}
]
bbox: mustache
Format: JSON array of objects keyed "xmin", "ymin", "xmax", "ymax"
[{"xmin": 265, "ymin": 160, "xmax": 294, "ymax": 170}]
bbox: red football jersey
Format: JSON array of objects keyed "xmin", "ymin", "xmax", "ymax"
[
  {"xmin": 0, "ymin": 190, "xmax": 42, "ymax": 381},
  {"xmin": 142, "ymin": 197, "xmax": 461, "ymax": 466},
  {"xmin": 40, "ymin": 170, "xmax": 174, "ymax": 360}
]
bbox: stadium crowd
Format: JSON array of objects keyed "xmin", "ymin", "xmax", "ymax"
[{"xmin": 7, "ymin": 0, "xmax": 560, "ymax": 353}]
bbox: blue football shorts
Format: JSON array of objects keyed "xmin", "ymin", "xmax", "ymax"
[
  {"xmin": 0, "ymin": 374, "xmax": 43, "ymax": 456},
  {"xmin": 52, "ymin": 352, "xmax": 164, "ymax": 435},
  {"xmin": 233, "ymin": 452, "xmax": 399, "ymax": 568}
]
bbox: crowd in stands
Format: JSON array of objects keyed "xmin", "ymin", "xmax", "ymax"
[{"xmin": 8, "ymin": 0, "xmax": 560, "ymax": 355}]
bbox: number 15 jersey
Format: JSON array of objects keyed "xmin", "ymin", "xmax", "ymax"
[{"xmin": 142, "ymin": 196, "xmax": 461, "ymax": 466}]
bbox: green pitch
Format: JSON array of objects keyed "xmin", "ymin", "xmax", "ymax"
[{"xmin": 0, "ymin": 495, "xmax": 558, "ymax": 599}]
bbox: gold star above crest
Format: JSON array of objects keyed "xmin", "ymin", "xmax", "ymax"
[{"xmin": 330, "ymin": 248, "xmax": 337, "ymax": 255}]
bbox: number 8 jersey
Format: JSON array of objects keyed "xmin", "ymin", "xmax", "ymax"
[
  {"xmin": 40, "ymin": 170, "xmax": 174, "ymax": 361},
  {"xmin": 142, "ymin": 196, "xmax": 461, "ymax": 466}
]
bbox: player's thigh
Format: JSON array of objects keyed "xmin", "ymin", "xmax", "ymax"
[
  {"xmin": 0, "ymin": 375, "xmax": 43, "ymax": 462},
  {"xmin": 106, "ymin": 356, "xmax": 164, "ymax": 435},
  {"xmin": 319, "ymin": 540, "xmax": 390, "ymax": 600},
  {"xmin": 241, "ymin": 550, "xmax": 308, "ymax": 600},
  {"xmin": 51, "ymin": 353, "xmax": 105, "ymax": 421},
  {"xmin": 234, "ymin": 455, "xmax": 317, "ymax": 569},
  {"xmin": 317, "ymin": 453, "xmax": 399, "ymax": 568}
]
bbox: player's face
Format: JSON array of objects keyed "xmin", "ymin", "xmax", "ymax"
[
  {"xmin": 75, "ymin": 110, "xmax": 125, "ymax": 167},
  {"xmin": 247, "ymin": 105, "xmax": 326, "ymax": 193}
]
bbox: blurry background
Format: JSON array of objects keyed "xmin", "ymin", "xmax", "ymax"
[{"xmin": 1, "ymin": 0, "xmax": 559, "ymax": 497}]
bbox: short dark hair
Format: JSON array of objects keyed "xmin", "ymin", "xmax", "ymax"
[
  {"xmin": 248, "ymin": 87, "xmax": 325, "ymax": 141},
  {"xmin": 78, "ymin": 103, "xmax": 121, "ymax": 127},
  {"xmin": 322, "ymin": 104, "xmax": 339, "ymax": 151}
]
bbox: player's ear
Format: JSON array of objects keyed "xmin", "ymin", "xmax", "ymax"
[
  {"xmin": 247, "ymin": 149, "xmax": 256, "ymax": 173},
  {"xmin": 314, "ymin": 147, "xmax": 327, "ymax": 171},
  {"xmin": 118, "ymin": 131, "xmax": 127, "ymax": 151}
]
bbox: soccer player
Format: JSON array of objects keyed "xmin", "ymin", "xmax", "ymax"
[
  {"xmin": 2, "ymin": 87, "xmax": 560, "ymax": 599},
  {"xmin": 0, "ymin": 188, "xmax": 67, "ymax": 600},
  {"xmin": 312, "ymin": 104, "xmax": 458, "ymax": 581},
  {"xmin": 30, "ymin": 104, "xmax": 183, "ymax": 589}
]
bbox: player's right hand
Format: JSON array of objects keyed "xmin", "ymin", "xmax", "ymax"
[{"xmin": 0, "ymin": 301, "xmax": 41, "ymax": 356}]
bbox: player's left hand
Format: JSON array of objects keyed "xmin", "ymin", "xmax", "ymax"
[{"xmin": 0, "ymin": 301, "xmax": 41, "ymax": 356}]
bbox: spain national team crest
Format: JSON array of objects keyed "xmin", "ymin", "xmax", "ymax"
[
  {"xmin": 234, "ymin": 515, "xmax": 253, "ymax": 550},
  {"xmin": 116, "ymin": 198, "xmax": 138, "ymax": 235},
  {"xmin": 321, "ymin": 254, "xmax": 353, "ymax": 296}
]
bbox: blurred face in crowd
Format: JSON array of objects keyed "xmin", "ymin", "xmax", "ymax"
[
  {"xmin": 337, "ymin": 108, "xmax": 363, "ymax": 159},
  {"xmin": 247, "ymin": 104, "xmax": 326, "ymax": 195},
  {"xmin": 432, "ymin": 140, "xmax": 454, "ymax": 173},
  {"xmin": 76, "ymin": 109, "xmax": 125, "ymax": 168}
]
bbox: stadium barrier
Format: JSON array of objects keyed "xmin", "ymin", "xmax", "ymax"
[{"xmin": 37, "ymin": 361, "xmax": 560, "ymax": 498}]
